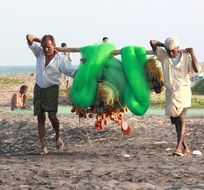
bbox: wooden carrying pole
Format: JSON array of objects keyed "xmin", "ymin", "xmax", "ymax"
[
  {"xmin": 55, "ymin": 47, "xmax": 154, "ymax": 55},
  {"xmin": 55, "ymin": 47, "xmax": 187, "ymax": 55},
  {"xmin": 113, "ymin": 49, "xmax": 188, "ymax": 55}
]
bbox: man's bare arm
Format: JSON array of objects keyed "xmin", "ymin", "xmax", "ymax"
[
  {"xmin": 26, "ymin": 34, "xmax": 41, "ymax": 46},
  {"xmin": 186, "ymin": 48, "xmax": 200, "ymax": 73},
  {"xmin": 150, "ymin": 40, "xmax": 165, "ymax": 53}
]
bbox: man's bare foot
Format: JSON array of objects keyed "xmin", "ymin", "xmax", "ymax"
[
  {"xmin": 41, "ymin": 138, "xmax": 48, "ymax": 154},
  {"xmin": 56, "ymin": 137, "xmax": 64, "ymax": 150},
  {"xmin": 42, "ymin": 146, "xmax": 49, "ymax": 154},
  {"xmin": 173, "ymin": 151, "xmax": 184, "ymax": 157},
  {"xmin": 183, "ymin": 148, "xmax": 191, "ymax": 156}
]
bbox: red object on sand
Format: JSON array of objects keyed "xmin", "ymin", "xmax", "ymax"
[
  {"xmin": 95, "ymin": 119, "xmax": 106, "ymax": 131},
  {"xmin": 100, "ymin": 119, "xmax": 106, "ymax": 129},
  {"xmin": 121, "ymin": 121, "xmax": 128, "ymax": 130},
  {"xmin": 95, "ymin": 122, "xmax": 102, "ymax": 131},
  {"xmin": 121, "ymin": 126, "xmax": 131, "ymax": 136}
]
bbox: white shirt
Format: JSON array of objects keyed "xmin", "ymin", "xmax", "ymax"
[
  {"xmin": 156, "ymin": 47, "xmax": 194, "ymax": 116},
  {"xmin": 29, "ymin": 42, "xmax": 76, "ymax": 88}
]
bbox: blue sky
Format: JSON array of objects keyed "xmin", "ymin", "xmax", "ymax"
[{"xmin": 1, "ymin": 0, "xmax": 204, "ymax": 66}]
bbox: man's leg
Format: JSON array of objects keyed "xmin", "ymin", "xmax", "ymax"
[
  {"xmin": 174, "ymin": 117, "xmax": 188, "ymax": 154},
  {"xmin": 181, "ymin": 118, "xmax": 190, "ymax": 155},
  {"xmin": 48, "ymin": 112, "xmax": 64, "ymax": 150},
  {"xmin": 48, "ymin": 112, "xmax": 60, "ymax": 141},
  {"xmin": 170, "ymin": 117, "xmax": 181, "ymax": 152},
  {"xmin": 37, "ymin": 112, "xmax": 48, "ymax": 153},
  {"xmin": 182, "ymin": 134, "xmax": 190, "ymax": 155}
]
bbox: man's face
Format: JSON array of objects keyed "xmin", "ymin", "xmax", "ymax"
[
  {"xmin": 166, "ymin": 47, "xmax": 180, "ymax": 58},
  {"xmin": 41, "ymin": 39, "xmax": 55, "ymax": 56}
]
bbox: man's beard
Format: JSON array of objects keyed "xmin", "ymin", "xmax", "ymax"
[{"xmin": 44, "ymin": 51, "xmax": 52, "ymax": 56}]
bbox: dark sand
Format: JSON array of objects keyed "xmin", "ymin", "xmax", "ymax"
[
  {"xmin": 0, "ymin": 75, "xmax": 204, "ymax": 189},
  {"xmin": 0, "ymin": 110, "xmax": 204, "ymax": 190}
]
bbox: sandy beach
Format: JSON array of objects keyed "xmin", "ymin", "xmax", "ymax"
[{"xmin": 0, "ymin": 74, "xmax": 204, "ymax": 190}]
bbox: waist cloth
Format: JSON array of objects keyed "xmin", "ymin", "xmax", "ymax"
[{"xmin": 33, "ymin": 84, "xmax": 59, "ymax": 116}]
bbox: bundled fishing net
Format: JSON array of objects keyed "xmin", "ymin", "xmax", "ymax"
[
  {"xmin": 145, "ymin": 57, "xmax": 164, "ymax": 94},
  {"xmin": 69, "ymin": 43, "xmax": 116, "ymax": 108},
  {"xmin": 69, "ymin": 43, "xmax": 151, "ymax": 135},
  {"xmin": 100, "ymin": 57, "xmax": 127, "ymax": 108},
  {"xmin": 98, "ymin": 82, "xmax": 117, "ymax": 107}
]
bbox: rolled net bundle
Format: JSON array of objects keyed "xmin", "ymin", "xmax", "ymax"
[
  {"xmin": 144, "ymin": 57, "xmax": 164, "ymax": 94},
  {"xmin": 100, "ymin": 57, "xmax": 127, "ymax": 108},
  {"xmin": 69, "ymin": 43, "xmax": 115, "ymax": 108}
]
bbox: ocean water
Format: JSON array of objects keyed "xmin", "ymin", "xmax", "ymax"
[{"xmin": 0, "ymin": 65, "xmax": 35, "ymax": 75}]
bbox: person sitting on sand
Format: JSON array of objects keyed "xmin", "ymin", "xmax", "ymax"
[
  {"xmin": 150, "ymin": 37, "xmax": 200, "ymax": 156},
  {"xmin": 11, "ymin": 85, "xmax": 28, "ymax": 111}
]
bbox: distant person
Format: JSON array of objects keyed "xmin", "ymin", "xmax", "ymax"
[
  {"xmin": 102, "ymin": 36, "xmax": 109, "ymax": 43},
  {"xmin": 65, "ymin": 76, "xmax": 73, "ymax": 89},
  {"xmin": 150, "ymin": 37, "xmax": 200, "ymax": 156},
  {"xmin": 26, "ymin": 34, "xmax": 76, "ymax": 154},
  {"xmin": 61, "ymin": 42, "xmax": 72, "ymax": 62},
  {"xmin": 61, "ymin": 42, "xmax": 73, "ymax": 88},
  {"xmin": 11, "ymin": 85, "xmax": 28, "ymax": 111}
]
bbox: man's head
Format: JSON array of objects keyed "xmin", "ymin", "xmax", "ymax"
[
  {"xmin": 61, "ymin": 42, "xmax": 67, "ymax": 48},
  {"xmin": 102, "ymin": 37, "xmax": 109, "ymax": 43},
  {"xmin": 41, "ymin": 35, "xmax": 56, "ymax": 56},
  {"xmin": 20, "ymin": 85, "xmax": 28, "ymax": 94},
  {"xmin": 164, "ymin": 36, "xmax": 180, "ymax": 58}
]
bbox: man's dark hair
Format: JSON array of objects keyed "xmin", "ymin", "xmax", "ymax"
[
  {"xmin": 41, "ymin": 35, "xmax": 56, "ymax": 46},
  {"xmin": 61, "ymin": 42, "xmax": 67, "ymax": 47},
  {"xmin": 102, "ymin": 37, "xmax": 109, "ymax": 42},
  {"xmin": 20, "ymin": 85, "xmax": 28, "ymax": 91}
]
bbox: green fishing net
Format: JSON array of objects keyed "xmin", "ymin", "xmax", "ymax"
[{"xmin": 69, "ymin": 43, "xmax": 150, "ymax": 115}]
